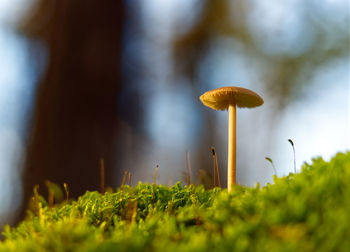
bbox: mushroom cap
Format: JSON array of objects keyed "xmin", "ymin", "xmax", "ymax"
[{"xmin": 200, "ymin": 86, "xmax": 264, "ymax": 111}]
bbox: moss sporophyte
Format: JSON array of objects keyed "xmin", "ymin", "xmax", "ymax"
[{"xmin": 1, "ymin": 152, "xmax": 350, "ymax": 251}]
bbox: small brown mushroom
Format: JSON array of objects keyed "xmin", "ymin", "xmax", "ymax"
[{"xmin": 200, "ymin": 86, "xmax": 264, "ymax": 191}]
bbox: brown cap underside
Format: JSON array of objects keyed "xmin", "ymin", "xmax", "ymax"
[{"xmin": 200, "ymin": 86, "xmax": 264, "ymax": 111}]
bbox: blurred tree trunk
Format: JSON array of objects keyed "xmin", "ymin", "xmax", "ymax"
[{"xmin": 19, "ymin": 0, "xmax": 125, "ymax": 221}]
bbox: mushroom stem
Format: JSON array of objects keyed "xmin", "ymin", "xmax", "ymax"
[{"xmin": 228, "ymin": 103, "xmax": 236, "ymax": 191}]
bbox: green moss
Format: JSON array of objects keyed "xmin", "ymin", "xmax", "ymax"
[{"xmin": 1, "ymin": 152, "xmax": 350, "ymax": 251}]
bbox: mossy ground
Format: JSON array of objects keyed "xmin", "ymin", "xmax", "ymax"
[{"xmin": 1, "ymin": 152, "xmax": 350, "ymax": 251}]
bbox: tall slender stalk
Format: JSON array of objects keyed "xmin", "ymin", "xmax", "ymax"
[
  {"xmin": 215, "ymin": 153, "xmax": 221, "ymax": 188},
  {"xmin": 228, "ymin": 104, "xmax": 236, "ymax": 191},
  {"xmin": 211, "ymin": 147, "xmax": 216, "ymax": 188},
  {"xmin": 63, "ymin": 183, "xmax": 69, "ymax": 202},
  {"xmin": 265, "ymin": 157, "xmax": 277, "ymax": 175},
  {"xmin": 211, "ymin": 147, "xmax": 221, "ymax": 188},
  {"xmin": 288, "ymin": 139, "xmax": 296, "ymax": 173},
  {"xmin": 153, "ymin": 165, "xmax": 159, "ymax": 207},
  {"xmin": 186, "ymin": 151, "xmax": 191, "ymax": 185}
]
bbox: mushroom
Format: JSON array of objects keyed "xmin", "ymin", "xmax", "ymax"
[{"xmin": 200, "ymin": 86, "xmax": 264, "ymax": 191}]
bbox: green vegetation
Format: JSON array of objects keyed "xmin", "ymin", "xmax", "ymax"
[{"xmin": 1, "ymin": 152, "xmax": 350, "ymax": 251}]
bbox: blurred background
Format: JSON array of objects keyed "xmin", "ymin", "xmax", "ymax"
[{"xmin": 0, "ymin": 0, "xmax": 349, "ymax": 227}]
